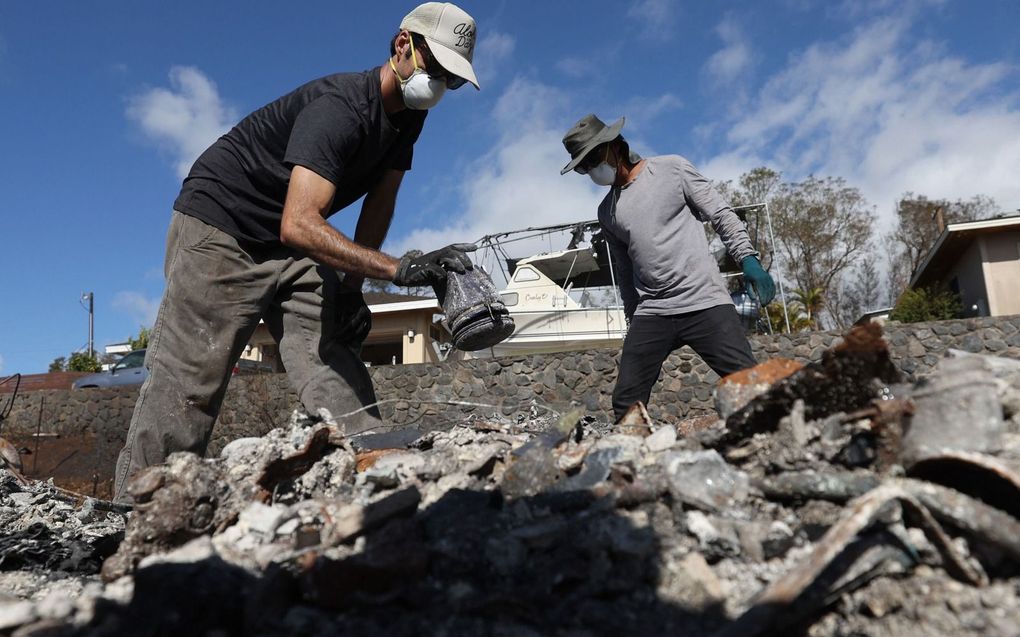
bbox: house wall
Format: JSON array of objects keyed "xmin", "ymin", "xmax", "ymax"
[
  {"xmin": 240, "ymin": 309, "xmax": 444, "ymax": 368},
  {"xmin": 981, "ymin": 231, "xmax": 1020, "ymax": 316},
  {"xmin": 366, "ymin": 310, "xmax": 442, "ymax": 365},
  {"xmin": 945, "ymin": 241, "xmax": 988, "ymax": 316},
  {"xmin": 243, "ymin": 323, "xmax": 280, "ymax": 370}
]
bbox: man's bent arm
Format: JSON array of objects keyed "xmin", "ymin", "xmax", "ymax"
[
  {"xmin": 344, "ymin": 169, "xmax": 405, "ymax": 289},
  {"xmin": 280, "ymin": 165, "xmax": 400, "ymax": 281},
  {"xmin": 680, "ymin": 158, "xmax": 756, "ymax": 263}
]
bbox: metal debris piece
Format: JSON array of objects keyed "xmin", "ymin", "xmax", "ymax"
[
  {"xmin": 756, "ymin": 471, "xmax": 881, "ymax": 504},
  {"xmin": 715, "ymin": 358, "xmax": 804, "ymax": 420},
  {"xmin": 256, "ymin": 427, "xmax": 333, "ymax": 502},
  {"xmin": 896, "ymin": 477, "xmax": 1020, "ymax": 563},
  {"xmin": 905, "ymin": 451, "xmax": 1020, "ymax": 519},
  {"xmin": 901, "ymin": 356, "xmax": 1006, "ymax": 464},
  {"xmin": 718, "ymin": 483, "xmax": 988, "ymax": 637},
  {"xmin": 500, "ymin": 409, "xmax": 584, "ymax": 497},
  {"xmin": 348, "ymin": 427, "xmax": 424, "ymax": 452},
  {"xmin": 723, "ymin": 323, "xmax": 900, "ymax": 444},
  {"xmin": 945, "ymin": 348, "xmax": 1020, "ymax": 416}
]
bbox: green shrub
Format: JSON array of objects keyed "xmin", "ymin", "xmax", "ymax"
[
  {"xmin": 889, "ymin": 287, "xmax": 961, "ymax": 323},
  {"xmin": 67, "ymin": 352, "xmax": 101, "ymax": 372}
]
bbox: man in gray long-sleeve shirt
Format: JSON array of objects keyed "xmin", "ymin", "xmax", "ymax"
[{"xmin": 561, "ymin": 114, "xmax": 775, "ymax": 420}]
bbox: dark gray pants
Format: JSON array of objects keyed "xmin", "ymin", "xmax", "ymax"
[
  {"xmin": 612, "ymin": 304, "xmax": 757, "ymax": 420},
  {"xmin": 114, "ymin": 212, "xmax": 380, "ymax": 501}
]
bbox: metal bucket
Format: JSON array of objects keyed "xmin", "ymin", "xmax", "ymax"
[{"xmin": 435, "ymin": 268, "xmax": 515, "ymax": 351}]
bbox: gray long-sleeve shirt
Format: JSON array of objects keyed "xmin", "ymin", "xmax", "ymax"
[{"xmin": 597, "ymin": 155, "xmax": 756, "ymax": 318}]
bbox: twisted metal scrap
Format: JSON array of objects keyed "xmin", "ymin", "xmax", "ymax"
[
  {"xmin": 905, "ymin": 450, "xmax": 1020, "ymax": 520},
  {"xmin": 716, "ymin": 483, "xmax": 987, "ymax": 637}
]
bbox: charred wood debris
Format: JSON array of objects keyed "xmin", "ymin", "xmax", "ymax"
[{"xmin": 1, "ymin": 324, "xmax": 1019, "ymax": 636}]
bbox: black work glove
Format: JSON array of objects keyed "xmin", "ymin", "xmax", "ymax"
[
  {"xmin": 393, "ymin": 243, "xmax": 476, "ymax": 288},
  {"xmin": 334, "ymin": 289, "xmax": 372, "ymax": 347}
]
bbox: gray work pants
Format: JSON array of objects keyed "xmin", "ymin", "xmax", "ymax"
[{"xmin": 113, "ymin": 211, "xmax": 381, "ymax": 501}]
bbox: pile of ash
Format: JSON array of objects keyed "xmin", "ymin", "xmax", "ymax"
[{"xmin": 1, "ymin": 324, "xmax": 1018, "ymax": 636}]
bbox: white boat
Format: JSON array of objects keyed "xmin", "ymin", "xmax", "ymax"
[
  {"xmin": 451, "ymin": 222, "xmax": 628, "ymax": 359},
  {"xmin": 487, "ymin": 245, "xmax": 627, "ymax": 356}
]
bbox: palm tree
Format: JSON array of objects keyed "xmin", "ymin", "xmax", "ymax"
[
  {"xmin": 763, "ymin": 301, "xmax": 815, "ymax": 333},
  {"xmin": 792, "ymin": 287, "xmax": 825, "ymax": 330}
]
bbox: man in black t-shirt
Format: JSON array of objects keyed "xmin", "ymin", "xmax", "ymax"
[{"xmin": 114, "ymin": 2, "xmax": 481, "ymax": 502}]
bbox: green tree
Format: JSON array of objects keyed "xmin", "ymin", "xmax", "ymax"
[
  {"xmin": 67, "ymin": 352, "xmax": 101, "ymax": 372},
  {"xmin": 48, "ymin": 356, "xmax": 67, "ymax": 372},
  {"xmin": 771, "ymin": 177, "xmax": 876, "ymax": 324},
  {"xmin": 128, "ymin": 326, "xmax": 151, "ymax": 350},
  {"xmin": 889, "ymin": 287, "xmax": 962, "ymax": 323},
  {"xmin": 792, "ymin": 287, "xmax": 826, "ymax": 330},
  {"xmin": 717, "ymin": 168, "xmax": 877, "ymax": 331},
  {"xmin": 829, "ymin": 257, "xmax": 885, "ymax": 329},
  {"xmin": 885, "ymin": 193, "xmax": 997, "ymax": 297},
  {"xmin": 763, "ymin": 301, "xmax": 814, "ymax": 333}
]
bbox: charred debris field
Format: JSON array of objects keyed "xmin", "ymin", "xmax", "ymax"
[{"xmin": 1, "ymin": 324, "xmax": 1019, "ymax": 636}]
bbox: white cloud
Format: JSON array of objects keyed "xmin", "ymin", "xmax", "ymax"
[
  {"xmin": 474, "ymin": 31, "xmax": 515, "ymax": 86},
  {"xmin": 626, "ymin": 0, "xmax": 677, "ymax": 41},
  {"xmin": 705, "ymin": 17, "xmax": 753, "ymax": 84},
  {"xmin": 0, "ymin": 353, "xmax": 5, "ymax": 375},
  {"xmin": 556, "ymin": 56, "xmax": 588, "ymax": 79},
  {"xmin": 126, "ymin": 66, "xmax": 238, "ymax": 179},
  {"xmin": 388, "ymin": 77, "xmax": 607, "ymax": 267},
  {"xmin": 708, "ymin": 15, "xmax": 1020, "ymax": 219},
  {"xmin": 834, "ymin": 0, "xmax": 946, "ymax": 20},
  {"xmin": 113, "ymin": 292, "xmax": 161, "ymax": 330},
  {"xmin": 619, "ymin": 94, "xmax": 683, "ymax": 134}
]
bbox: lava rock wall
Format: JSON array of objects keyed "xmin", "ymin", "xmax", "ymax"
[{"xmin": 3, "ymin": 316, "xmax": 1019, "ymax": 458}]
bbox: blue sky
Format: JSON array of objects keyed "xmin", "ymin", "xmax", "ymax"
[{"xmin": 1, "ymin": 0, "xmax": 1018, "ymax": 374}]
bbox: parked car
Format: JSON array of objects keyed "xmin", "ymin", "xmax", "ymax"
[{"xmin": 72, "ymin": 349, "xmax": 147, "ymax": 389}]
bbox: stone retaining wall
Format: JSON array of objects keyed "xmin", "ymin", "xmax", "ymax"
[{"xmin": 3, "ymin": 316, "xmax": 1019, "ymax": 458}]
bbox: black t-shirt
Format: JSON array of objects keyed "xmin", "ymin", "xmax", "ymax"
[{"xmin": 173, "ymin": 67, "xmax": 427, "ymax": 245}]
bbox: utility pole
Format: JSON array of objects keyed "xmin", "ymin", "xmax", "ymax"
[{"xmin": 82, "ymin": 292, "xmax": 94, "ymax": 358}]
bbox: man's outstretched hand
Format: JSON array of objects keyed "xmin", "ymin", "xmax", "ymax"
[
  {"xmin": 741, "ymin": 256, "xmax": 776, "ymax": 306},
  {"xmin": 393, "ymin": 243, "xmax": 477, "ymax": 288}
]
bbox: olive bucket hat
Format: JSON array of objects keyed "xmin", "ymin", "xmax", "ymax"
[{"xmin": 560, "ymin": 114, "xmax": 625, "ymax": 175}]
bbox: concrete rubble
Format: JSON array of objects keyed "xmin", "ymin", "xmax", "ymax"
[{"xmin": 1, "ymin": 323, "xmax": 1019, "ymax": 636}]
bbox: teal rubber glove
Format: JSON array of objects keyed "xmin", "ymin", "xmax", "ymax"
[{"xmin": 741, "ymin": 256, "xmax": 775, "ymax": 306}]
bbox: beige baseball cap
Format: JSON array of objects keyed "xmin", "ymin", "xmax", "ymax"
[{"xmin": 400, "ymin": 2, "xmax": 479, "ymax": 89}]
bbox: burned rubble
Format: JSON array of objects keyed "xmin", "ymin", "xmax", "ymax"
[{"xmin": 1, "ymin": 324, "xmax": 1019, "ymax": 636}]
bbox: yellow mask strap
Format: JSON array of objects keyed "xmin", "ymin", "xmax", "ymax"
[{"xmin": 389, "ymin": 35, "xmax": 422, "ymax": 83}]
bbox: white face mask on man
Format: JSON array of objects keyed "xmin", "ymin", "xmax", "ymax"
[
  {"xmin": 390, "ymin": 36, "xmax": 446, "ymax": 110},
  {"xmin": 582, "ymin": 145, "xmax": 616, "ymax": 186},
  {"xmin": 588, "ymin": 162, "xmax": 616, "ymax": 186}
]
